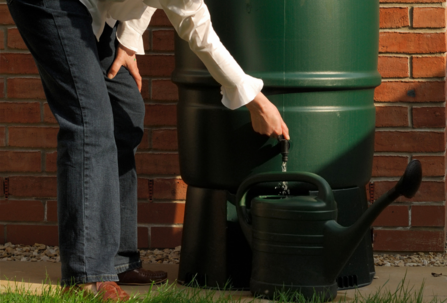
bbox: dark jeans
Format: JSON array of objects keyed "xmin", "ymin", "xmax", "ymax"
[{"xmin": 7, "ymin": 0, "xmax": 145, "ymax": 285}]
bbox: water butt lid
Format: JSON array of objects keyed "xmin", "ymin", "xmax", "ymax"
[{"xmin": 251, "ymin": 195, "xmax": 337, "ymax": 220}]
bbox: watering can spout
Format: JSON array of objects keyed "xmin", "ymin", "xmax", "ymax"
[{"xmin": 323, "ymin": 160, "xmax": 422, "ymax": 279}]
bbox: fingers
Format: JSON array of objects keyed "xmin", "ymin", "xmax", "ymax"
[
  {"xmin": 127, "ymin": 60, "xmax": 142, "ymax": 92},
  {"xmin": 281, "ymin": 120, "xmax": 290, "ymax": 140},
  {"xmin": 107, "ymin": 60, "xmax": 121, "ymax": 80}
]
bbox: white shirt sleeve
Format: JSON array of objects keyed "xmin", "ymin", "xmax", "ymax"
[
  {"xmin": 149, "ymin": 0, "xmax": 263, "ymax": 110},
  {"xmin": 116, "ymin": 6, "xmax": 158, "ymax": 55}
]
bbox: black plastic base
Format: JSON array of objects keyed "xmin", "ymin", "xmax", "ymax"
[
  {"xmin": 251, "ymin": 280, "xmax": 338, "ymax": 302},
  {"xmin": 177, "ymin": 186, "xmax": 252, "ymax": 289}
]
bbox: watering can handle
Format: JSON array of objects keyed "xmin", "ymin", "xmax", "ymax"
[{"xmin": 235, "ymin": 172, "xmax": 334, "ymax": 246}]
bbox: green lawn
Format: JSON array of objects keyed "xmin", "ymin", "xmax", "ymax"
[{"xmin": 1, "ymin": 277, "xmax": 445, "ymax": 303}]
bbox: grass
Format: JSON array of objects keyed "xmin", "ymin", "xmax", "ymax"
[{"xmin": 0, "ymin": 276, "xmax": 446, "ymax": 303}]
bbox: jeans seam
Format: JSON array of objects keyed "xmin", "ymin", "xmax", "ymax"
[
  {"xmin": 115, "ymin": 260, "xmax": 142, "ymax": 274},
  {"xmin": 61, "ymin": 274, "xmax": 119, "ymax": 286},
  {"xmin": 49, "ymin": 7, "xmax": 89, "ymax": 276}
]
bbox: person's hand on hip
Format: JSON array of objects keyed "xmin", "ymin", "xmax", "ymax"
[{"xmin": 107, "ymin": 43, "xmax": 142, "ymax": 92}]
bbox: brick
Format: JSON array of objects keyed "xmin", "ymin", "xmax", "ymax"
[
  {"xmin": 150, "ymin": 10, "xmax": 172, "ymax": 27},
  {"xmin": 153, "ymin": 178, "xmax": 187, "ymax": 200},
  {"xmin": 0, "ymin": 225, "xmax": 4, "ymax": 243},
  {"xmin": 380, "ymin": 8, "xmax": 409, "ymax": 29},
  {"xmin": 151, "ymin": 226, "xmax": 182, "ymax": 248},
  {"xmin": 138, "ymin": 226, "xmax": 149, "ymax": 249},
  {"xmin": 0, "ymin": 151, "xmax": 41, "ymax": 172},
  {"xmin": 378, "ymin": 56, "xmax": 409, "ymax": 78},
  {"xmin": 375, "ymin": 131, "xmax": 444, "ymax": 152},
  {"xmin": 138, "ymin": 178, "xmax": 150, "ymax": 200},
  {"xmin": 0, "ymin": 102, "xmax": 40, "ymax": 123},
  {"xmin": 141, "ymin": 79, "xmax": 150, "ymax": 101},
  {"xmin": 9, "ymin": 176, "xmax": 57, "ymax": 198},
  {"xmin": 412, "ymin": 56, "xmax": 446, "ymax": 78},
  {"xmin": 379, "ymin": 32, "xmax": 446, "ymax": 54},
  {"xmin": 413, "ymin": 7, "xmax": 445, "ymax": 28},
  {"xmin": 373, "ymin": 229, "xmax": 445, "ymax": 252},
  {"xmin": 374, "ymin": 81, "xmax": 445, "ymax": 102},
  {"xmin": 151, "ymin": 80, "xmax": 178, "ymax": 101},
  {"xmin": 375, "ymin": 106, "xmax": 409, "ymax": 127},
  {"xmin": 43, "ymin": 103, "xmax": 57, "ymax": 124},
  {"xmin": 0, "ymin": 29, "xmax": 4, "ymax": 50},
  {"xmin": 0, "ymin": 127, "xmax": 5, "ymax": 146},
  {"xmin": 372, "ymin": 205, "xmax": 409, "ymax": 227},
  {"xmin": 6, "ymin": 225, "xmax": 58, "ymax": 246},
  {"xmin": 372, "ymin": 156, "xmax": 409, "ymax": 177},
  {"xmin": 0, "ymin": 200, "xmax": 44, "ymax": 221},
  {"xmin": 0, "ymin": 5, "xmax": 14, "ymax": 25},
  {"xmin": 9, "ymin": 127, "xmax": 58, "ymax": 148},
  {"xmin": 0, "ymin": 54, "xmax": 38, "ymax": 74},
  {"xmin": 45, "ymin": 152, "xmax": 57, "ymax": 172},
  {"xmin": 152, "ymin": 30, "xmax": 175, "ymax": 52},
  {"xmin": 412, "ymin": 205, "xmax": 445, "ymax": 227},
  {"xmin": 138, "ymin": 202, "xmax": 185, "ymax": 224},
  {"xmin": 7, "ymin": 28, "xmax": 27, "ymax": 50},
  {"xmin": 143, "ymin": 30, "xmax": 151, "ymax": 51},
  {"xmin": 412, "ymin": 107, "xmax": 445, "ymax": 128},
  {"xmin": 135, "ymin": 153, "xmax": 180, "ymax": 175},
  {"xmin": 374, "ymin": 181, "xmax": 445, "ymax": 202},
  {"xmin": 144, "ymin": 104, "xmax": 177, "ymax": 126},
  {"xmin": 7, "ymin": 78, "xmax": 46, "ymax": 99},
  {"xmin": 0, "ymin": 177, "xmax": 3, "ymax": 197},
  {"xmin": 0, "ymin": 78, "xmax": 4, "ymax": 99},
  {"xmin": 139, "ymin": 129, "xmax": 150, "ymax": 150},
  {"xmin": 413, "ymin": 156, "xmax": 444, "ymax": 177},
  {"xmin": 137, "ymin": 55, "xmax": 175, "ymax": 77},
  {"xmin": 152, "ymin": 129, "xmax": 178, "ymax": 150},
  {"xmin": 47, "ymin": 200, "xmax": 57, "ymax": 222}
]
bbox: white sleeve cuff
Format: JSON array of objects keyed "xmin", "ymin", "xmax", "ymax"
[
  {"xmin": 221, "ymin": 75, "xmax": 264, "ymax": 110},
  {"xmin": 116, "ymin": 6, "xmax": 157, "ymax": 55},
  {"xmin": 116, "ymin": 21, "xmax": 146, "ymax": 55}
]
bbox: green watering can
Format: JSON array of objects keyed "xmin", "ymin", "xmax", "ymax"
[{"xmin": 236, "ymin": 160, "xmax": 422, "ymax": 301}]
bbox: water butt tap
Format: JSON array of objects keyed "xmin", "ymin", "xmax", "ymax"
[{"xmin": 278, "ymin": 135, "xmax": 290, "ymax": 163}]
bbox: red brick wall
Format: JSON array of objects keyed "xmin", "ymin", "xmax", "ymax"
[
  {"xmin": 372, "ymin": 0, "xmax": 446, "ymax": 251},
  {"xmin": 0, "ymin": 1, "xmax": 446, "ymax": 251}
]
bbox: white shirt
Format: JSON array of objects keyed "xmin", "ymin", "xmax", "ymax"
[{"xmin": 79, "ymin": 0, "xmax": 263, "ymax": 110}]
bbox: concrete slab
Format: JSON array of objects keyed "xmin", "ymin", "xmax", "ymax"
[{"xmin": 1, "ymin": 262, "xmax": 447, "ymax": 302}]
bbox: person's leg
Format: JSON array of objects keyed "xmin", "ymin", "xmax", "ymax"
[
  {"xmin": 7, "ymin": 0, "xmax": 121, "ymax": 285},
  {"xmin": 96, "ymin": 24, "xmax": 168, "ymax": 285},
  {"xmin": 95, "ymin": 24, "xmax": 144, "ymax": 273}
]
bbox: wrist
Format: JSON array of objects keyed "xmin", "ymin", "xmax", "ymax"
[
  {"xmin": 118, "ymin": 43, "xmax": 136, "ymax": 56},
  {"xmin": 246, "ymin": 92, "xmax": 267, "ymax": 113}
]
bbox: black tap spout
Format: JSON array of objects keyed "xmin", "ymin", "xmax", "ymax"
[{"xmin": 278, "ymin": 135, "xmax": 290, "ymax": 163}]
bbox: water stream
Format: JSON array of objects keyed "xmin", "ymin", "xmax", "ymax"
[{"xmin": 275, "ymin": 161, "xmax": 290, "ymax": 196}]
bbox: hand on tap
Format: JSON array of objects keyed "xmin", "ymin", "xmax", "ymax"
[{"xmin": 246, "ymin": 92, "xmax": 290, "ymax": 140}]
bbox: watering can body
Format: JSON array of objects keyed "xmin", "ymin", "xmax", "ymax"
[
  {"xmin": 237, "ymin": 172, "xmax": 342, "ymax": 300},
  {"xmin": 250, "ymin": 195, "xmax": 338, "ymax": 300},
  {"xmin": 236, "ymin": 163, "xmax": 422, "ymax": 301}
]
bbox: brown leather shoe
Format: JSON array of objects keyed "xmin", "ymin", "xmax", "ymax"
[
  {"xmin": 118, "ymin": 267, "xmax": 168, "ymax": 285},
  {"xmin": 62, "ymin": 282, "xmax": 130, "ymax": 302}
]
